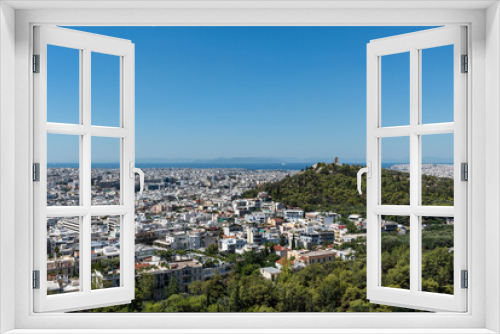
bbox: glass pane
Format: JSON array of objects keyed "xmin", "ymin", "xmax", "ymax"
[
  {"xmin": 91, "ymin": 52, "xmax": 120, "ymax": 127},
  {"xmin": 421, "ymin": 133, "xmax": 454, "ymax": 206},
  {"xmin": 47, "ymin": 134, "xmax": 80, "ymax": 206},
  {"xmin": 47, "ymin": 217, "xmax": 81, "ymax": 295},
  {"xmin": 47, "ymin": 45, "xmax": 80, "ymax": 124},
  {"xmin": 382, "ymin": 137, "xmax": 410, "ymax": 205},
  {"xmin": 421, "ymin": 216, "xmax": 454, "ymax": 294},
  {"xmin": 421, "ymin": 45, "xmax": 454, "ymax": 124},
  {"xmin": 91, "ymin": 216, "xmax": 121, "ymax": 290},
  {"xmin": 381, "ymin": 215, "xmax": 410, "ymax": 290},
  {"xmin": 381, "ymin": 52, "xmax": 410, "ymax": 127},
  {"xmin": 91, "ymin": 137, "xmax": 121, "ymax": 206}
]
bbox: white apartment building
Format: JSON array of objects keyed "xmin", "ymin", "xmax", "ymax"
[{"xmin": 284, "ymin": 209, "xmax": 304, "ymax": 221}]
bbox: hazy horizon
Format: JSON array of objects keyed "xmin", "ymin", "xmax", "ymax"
[{"xmin": 46, "ymin": 155, "xmax": 454, "ymax": 164}]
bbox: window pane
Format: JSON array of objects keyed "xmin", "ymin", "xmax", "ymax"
[
  {"xmin": 91, "ymin": 52, "xmax": 120, "ymax": 127},
  {"xmin": 47, "ymin": 217, "xmax": 81, "ymax": 295},
  {"xmin": 91, "ymin": 137, "xmax": 121, "ymax": 205},
  {"xmin": 381, "ymin": 52, "xmax": 410, "ymax": 127},
  {"xmin": 421, "ymin": 133, "xmax": 454, "ymax": 206},
  {"xmin": 421, "ymin": 216, "xmax": 454, "ymax": 294},
  {"xmin": 91, "ymin": 216, "xmax": 121, "ymax": 290},
  {"xmin": 381, "ymin": 215, "xmax": 410, "ymax": 290},
  {"xmin": 421, "ymin": 45, "xmax": 454, "ymax": 124},
  {"xmin": 47, "ymin": 45, "xmax": 80, "ymax": 124},
  {"xmin": 47, "ymin": 134, "xmax": 80, "ymax": 206},
  {"xmin": 382, "ymin": 137, "xmax": 410, "ymax": 205}
]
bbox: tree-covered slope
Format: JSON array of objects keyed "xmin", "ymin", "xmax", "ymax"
[{"xmin": 243, "ymin": 162, "xmax": 453, "ymax": 216}]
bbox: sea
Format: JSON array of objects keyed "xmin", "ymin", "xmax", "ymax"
[{"xmin": 47, "ymin": 162, "xmax": 400, "ymax": 170}]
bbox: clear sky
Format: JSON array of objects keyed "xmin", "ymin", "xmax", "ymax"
[{"xmin": 47, "ymin": 26, "xmax": 454, "ymax": 164}]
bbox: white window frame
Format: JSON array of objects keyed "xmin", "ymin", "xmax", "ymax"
[
  {"xmin": 33, "ymin": 26, "xmax": 136, "ymax": 312},
  {"xmin": 1, "ymin": 1, "xmax": 499, "ymax": 333},
  {"xmin": 366, "ymin": 26, "xmax": 467, "ymax": 312}
]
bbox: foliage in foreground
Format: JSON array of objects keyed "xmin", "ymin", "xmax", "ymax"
[{"xmin": 87, "ymin": 226, "xmax": 453, "ymax": 313}]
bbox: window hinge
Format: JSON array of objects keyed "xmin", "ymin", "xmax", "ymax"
[
  {"xmin": 33, "ymin": 163, "xmax": 40, "ymax": 182},
  {"xmin": 461, "ymin": 162, "xmax": 468, "ymax": 182},
  {"xmin": 461, "ymin": 54, "xmax": 468, "ymax": 73},
  {"xmin": 33, "ymin": 54, "xmax": 40, "ymax": 73},
  {"xmin": 461, "ymin": 270, "xmax": 468, "ymax": 289},
  {"xmin": 33, "ymin": 270, "xmax": 40, "ymax": 289}
]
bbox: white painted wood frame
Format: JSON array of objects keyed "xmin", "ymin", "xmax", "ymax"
[{"xmin": 366, "ymin": 26, "xmax": 467, "ymax": 312}]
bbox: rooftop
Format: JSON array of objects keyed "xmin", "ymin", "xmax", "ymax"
[{"xmin": 260, "ymin": 267, "xmax": 281, "ymax": 275}]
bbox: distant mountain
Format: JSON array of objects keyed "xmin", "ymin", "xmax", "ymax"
[
  {"xmin": 137, "ymin": 157, "xmax": 337, "ymax": 164},
  {"xmin": 192, "ymin": 157, "xmax": 328, "ymax": 163},
  {"xmin": 135, "ymin": 157, "xmax": 198, "ymax": 163}
]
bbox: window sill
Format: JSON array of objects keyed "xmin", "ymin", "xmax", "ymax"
[{"xmin": 4, "ymin": 329, "xmax": 497, "ymax": 334}]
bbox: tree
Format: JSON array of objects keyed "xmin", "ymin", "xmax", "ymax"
[
  {"xmin": 206, "ymin": 243, "xmax": 219, "ymax": 256},
  {"xmin": 228, "ymin": 284, "xmax": 241, "ymax": 312},
  {"xmin": 346, "ymin": 220, "xmax": 358, "ymax": 234},
  {"xmin": 279, "ymin": 256, "xmax": 293, "ymax": 279},
  {"xmin": 166, "ymin": 275, "xmax": 180, "ymax": 298},
  {"xmin": 137, "ymin": 272, "xmax": 156, "ymax": 301},
  {"xmin": 279, "ymin": 234, "xmax": 286, "ymax": 246},
  {"xmin": 91, "ymin": 270, "xmax": 103, "ymax": 290},
  {"xmin": 291, "ymin": 235, "xmax": 296, "ymax": 250},
  {"xmin": 189, "ymin": 280, "xmax": 203, "ymax": 295},
  {"xmin": 205, "ymin": 275, "xmax": 226, "ymax": 302},
  {"xmin": 142, "ymin": 302, "xmax": 163, "ymax": 312}
]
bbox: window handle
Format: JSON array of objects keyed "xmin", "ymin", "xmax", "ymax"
[
  {"xmin": 129, "ymin": 162, "xmax": 145, "ymax": 194},
  {"xmin": 357, "ymin": 162, "xmax": 371, "ymax": 195}
]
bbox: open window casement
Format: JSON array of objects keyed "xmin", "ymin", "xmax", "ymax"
[
  {"xmin": 364, "ymin": 26, "xmax": 467, "ymax": 312},
  {"xmin": 33, "ymin": 26, "xmax": 139, "ymax": 312}
]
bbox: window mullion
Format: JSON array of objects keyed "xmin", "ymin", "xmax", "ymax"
[
  {"xmin": 409, "ymin": 47, "xmax": 421, "ymax": 294},
  {"xmin": 81, "ymin": 214, "xmax": 91, "ymax": 294},
  {"xmin": 46, "ymin": 206, "xmax": 90, "ymax": 217},
  {"xmin": 82, "ymin": 48, "xmax": 91, "ymax": 208},
  {"xmin": 82, "ymin": 48, "xmax": 92, "ymax": 294},
  {"xmin": 365, "ymin": 49, "xmax": 380, "ymax": 298},
  {"xmin": 87, "ymin": 205, "xmax": 129, "ymax": 216}
]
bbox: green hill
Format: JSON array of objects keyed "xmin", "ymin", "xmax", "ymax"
[{"xmin": 243, "ymin": 162, "xmax": 453, "ymax": 216}]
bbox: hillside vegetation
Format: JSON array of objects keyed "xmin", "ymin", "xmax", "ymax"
[
  {"xmin": 243, "ymin": 162, "xmax": 454, "ymax": 216},
  {"xmin": 89, "ymin": 232, "xmax": 453, "ymax": 313}
]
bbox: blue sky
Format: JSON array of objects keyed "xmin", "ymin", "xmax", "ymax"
[{"xmin": 47, "ymin": 26, "xmax": 454, "ymax": 163}]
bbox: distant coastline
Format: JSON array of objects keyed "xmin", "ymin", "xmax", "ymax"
[{"xmin": 46, "ymin": 162, "xmax": 429, "ymax": 170}]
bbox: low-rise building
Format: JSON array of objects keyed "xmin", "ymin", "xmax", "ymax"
[
  {"xmin": 295, "ymin": 250, "xmax": 337, "ymax": 265},
  {"xmin": 273, "ymin": 245, "xmax": 291, "ymax": 257},
  {"xmin": 219, "ymin": 237, "xmax": 246, "ymax": 253},
  {"xmin": 260, "ymin": 267, "xmax": 281, "ymax": 281},
  {"xmin": 284, "ymin": 209, "xmax": 304, "ymax": 221}
]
